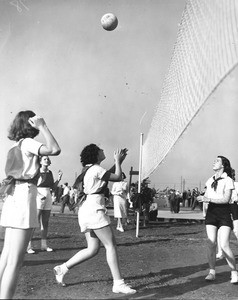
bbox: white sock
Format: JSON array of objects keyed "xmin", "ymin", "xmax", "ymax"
[
  {"xmin": 27, "ymin": 241, "xmax": 32, "ymax": 250},
  {"xmin": 231, "ymin": 270, "xmax": 237, "ymax": 276},
  {"xmin": 113, "ymin": 279, "xmax": 124, "ymax": 286},
  {"xmin": 209, "ymin": 269, "xmax": 215, "ymax": 275},
  {"xmin": 61, "ymin": 263, "xmax": 69, "ymax": 274}
]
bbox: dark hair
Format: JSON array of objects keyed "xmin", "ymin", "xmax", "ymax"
[
  {"xmin": 218, "ymin": 155, "xmax": 232, "ymax": 178},
  {"xmin": 8, "ymin": 110, "xmax": 39, "ymax": 141},
  {"xmin": 80, "ymin": 144, "xmax": 101, "ymax": 166},
  {"xmin": 231, "ymin": 168, "xmax": 236, "ymax": 181}
]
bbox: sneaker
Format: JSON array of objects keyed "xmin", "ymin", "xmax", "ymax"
[
  {"xmin": 41, "ymin": 246, "xmax": 53, "ymax": 252},
  {"xmin": 27, "ymin": 248, "xmax": 35, "ymax": 254},
  {"xmin": 205, "ymin": 273, "xmax": 215, "ymax": 281},
  {"xmin": 112, "ymin": 283, "xmax": 136, "ymax": 294},
  {"xmin": 53, "ymin": 266, "xmax": 66, "ymax": 287},
  {"xmin": 116, "ymin": 227, "xmax": 124, "ymax": 232},
  {"xmin": 230, "ymin": 272, "xmax": 238, "ymax": 284}
]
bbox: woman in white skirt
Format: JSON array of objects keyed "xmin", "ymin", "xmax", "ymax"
[
  {"xmin": 111, "ymin": 173, "xmax": 128, "ymax": 232},
  {"xmin": 0, "ymin": 111, "xmax": 61, "ymax": 299},
  {"xmin": 54, "ymin": 144, "xmax": 136, "ymax": 295}
]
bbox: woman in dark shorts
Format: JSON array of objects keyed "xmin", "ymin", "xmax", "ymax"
[
  {"xmin": 197, "ymin": 156, "xmax": 238, "ymax": 284},
  {"xmin": 216, "ymin": 168, "xmax": 238, "ymax": 259}
]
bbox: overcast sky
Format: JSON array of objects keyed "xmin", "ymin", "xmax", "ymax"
[{"xmin": 0, "ymin": 0, "xmax": 237, "ymax": 191}]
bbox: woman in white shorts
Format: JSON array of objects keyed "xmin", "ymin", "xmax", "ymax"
[
  {"xmin": 27, "ymin": 156, "xmax": 62, "ymax": 253},
  {"xmin": 0, "ymin": 111, "xmax": 61, "ymax": 299},
  {"xmin": 111, "ymin": 172, "xmax": 128, "ymax": 232},
  {"xmin": 54, "ymin": 144, "xmax": 136, "ymax": 295}
]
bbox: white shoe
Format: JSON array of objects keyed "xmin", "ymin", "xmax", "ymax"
[
  {"xmin": 41, "ymin": 246, "xmax": 53, "ymax": 252},
  {"xmin": 27, "ymin": 248, "xmax": 35, "ymax": 254},
  {"xmin": 53, "ymin": 266, "xmax": 66, "ymax": 287},
  {"xmin": 112, "ymin": 283, "xmax": 136, "ymax": 294},
  {"xmin": 116, "ymin": 227, "xmax": 124, "ymax": 232},
  {"xmin": 230, "ymin": 272, "xmax": 238, "ymax": 284},
  {"xmin": 205, "ymin": 273, "xmax": 215, "ymax": 281}
]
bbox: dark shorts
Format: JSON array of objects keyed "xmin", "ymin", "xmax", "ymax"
[
  {"xmin": 205, "ymin": 203, "xmax": 233, "ymax": 229},
  {"xmin": 230, "ymin": 203, "xmax": 238, "ymax": 221}
]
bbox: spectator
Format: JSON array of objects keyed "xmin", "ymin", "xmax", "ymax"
[
  {"xmin": 168, "ymin": 190, "xmax": 176, "ymax": 213},
  {"xmin": 111, "ymin": 172, "xmax": 128, "ymax": 232},
  {"xmin": 60, "ymin": 183, "xmax": 72, "ymax": 213}
]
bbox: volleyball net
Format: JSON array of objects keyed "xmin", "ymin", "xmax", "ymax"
[{"xmin": 141, "ymin": 0, "xmax": 238, "ymax": 180}]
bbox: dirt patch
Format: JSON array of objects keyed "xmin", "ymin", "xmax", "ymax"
[{"xmin": 1, "ymin": 212, "xmax": 238, "ymax": 299}]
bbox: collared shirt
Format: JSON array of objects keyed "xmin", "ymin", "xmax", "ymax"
[{"xmin": 205, "ymin": 172, "xmax": 234, "ymax": 200}]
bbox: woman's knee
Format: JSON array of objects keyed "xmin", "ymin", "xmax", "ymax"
[
  {"xmin": 207, "ymin": 239, "xmax": 217, "ymax": 250},
  {"xmin": 87, "ymin": 244, "xmax": 100, "ymax": 256}
]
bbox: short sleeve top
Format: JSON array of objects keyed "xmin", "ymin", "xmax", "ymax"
[
  {"xmin": 111, "ymin": 181, "xmax": 128, "ymax": 197},
  {"xmin": 21, "ymin": 138, "xmax": 42, "ymax": 179},
  {"xmin": 205, "ymin": 172, "xmax": 234, "ymax": 200},
  {"xmin": 83, "ymin": 164, "xmax": 107, "ymax": 195},
  {"xmin": 6, "ymin": 138, "xmax": 42, "ymax": 180}
]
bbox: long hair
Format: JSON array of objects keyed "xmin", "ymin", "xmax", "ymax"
[
  {"xmin": 80, "ymin": 144, "xmax": 101, "ymax": 167},
  {"xmin": 8, "ymin": 110, "xmax": 39, "ymax": 141},
  {"xmin": 231, "ymin": 168, "xmax": 236, "ymax": 181},
  {"xmin": 218, "ymin": 155, "xmax": 232, "ymax": 178}
]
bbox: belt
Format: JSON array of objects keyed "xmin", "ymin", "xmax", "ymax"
[{"xmin": 15, "ymin": 179, "xmax": 37, "ymax": 185}]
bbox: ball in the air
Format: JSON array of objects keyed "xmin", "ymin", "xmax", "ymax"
[{"xmin": 101, "ymin": 13, "xmax": 118, "ymax": 31}]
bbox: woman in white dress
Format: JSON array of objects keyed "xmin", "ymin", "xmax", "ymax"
[
  {"xmin": 53, "ymin": 144, "xmax": 136, "ymax": 295},
  {"xmin": 111, "ymin": 173, "xmax": 128, "ymax": 232}
]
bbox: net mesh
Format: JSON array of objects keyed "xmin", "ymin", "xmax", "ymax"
[{"xmin": 141, "ymin": 0, "xmax": 238, "ymax": 179}]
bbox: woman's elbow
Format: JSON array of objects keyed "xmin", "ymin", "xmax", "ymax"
[
  {"xmin": 50, "ymin": 146, "xmax": 61, "ymax": 156},
  {"xmin": 53, "ymin": 148, "xmax": 61, "ymax": 156}
]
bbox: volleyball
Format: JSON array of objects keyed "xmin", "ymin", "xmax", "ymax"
[{"xmin": 101, "ymin": 13, "xmax": 118, "ymax": 31}]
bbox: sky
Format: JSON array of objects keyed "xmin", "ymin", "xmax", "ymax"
[{"xmin": 0, "ymin": 0, "xmax": 238, "ymax": 191}]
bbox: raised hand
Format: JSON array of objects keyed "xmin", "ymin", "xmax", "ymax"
[{"xmin": 28, "ymin": 116, "xmax": 46, "ymax": 129}]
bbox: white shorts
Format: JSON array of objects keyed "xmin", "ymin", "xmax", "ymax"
[
  {"xmin": 78, "ymin": 194, "xmax": 111, "ymax": 233},
  {"xmin": 36, "ymin": 187, "xmax": 52, "ymax": 210},
  {"xmin": 0, "ymin": 182, "xmax": 38, "ymax": 229}
]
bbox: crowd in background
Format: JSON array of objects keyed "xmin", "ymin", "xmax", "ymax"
[{"xmin": 167, "ymin": 187, "xmax": 203, "ymax": 214}]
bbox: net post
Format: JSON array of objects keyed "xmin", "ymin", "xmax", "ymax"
[{"xmin": 136, "ymin": 132, "xmax": 144, "ymax": 238}]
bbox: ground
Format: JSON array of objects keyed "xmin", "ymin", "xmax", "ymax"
[{"xmin": 0, "ymin": 207, "xmax": 238, "ymax": 300}]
